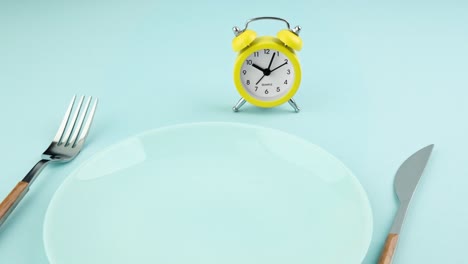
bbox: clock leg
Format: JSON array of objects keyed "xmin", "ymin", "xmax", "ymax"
[
  {"xmin": 288, "ymin": 98, "xmax": 300, "ymax": 113},
  {"xmin": 232, "ymin": 98, "xmax": 246, "ymax": 112}
]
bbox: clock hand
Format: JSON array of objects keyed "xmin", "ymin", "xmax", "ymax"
[
  {"xmin": 251, "ymin": 55, "xmax": 276, "ymax": 86},
  {"xmin": 256, "ymin": 74, "xmax": 265, "ymax": 85},
  {"xmin": 267, "ymin": 53, "xmax": 276, "ymax": 70},
  {"xmin": 270, "ymin": 62, "xmax": 288, "ymax": 73},
  {"xmin": 252, "ymin": 64, "xmax": 265, "ymax": 72}
]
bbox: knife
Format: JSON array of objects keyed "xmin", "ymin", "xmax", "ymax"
[{"xmin": 378, "ymin": 144, "xmax": 434, "ymax": 264}]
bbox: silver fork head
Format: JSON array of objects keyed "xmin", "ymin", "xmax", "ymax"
[{"xmin": 42, "ymin": 95, "xmax": 98, "ymax": 162}]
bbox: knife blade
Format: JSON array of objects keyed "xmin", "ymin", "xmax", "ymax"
[{"xmin": 378, "ymin": 144, "xmax": 434, "ymax": 264}]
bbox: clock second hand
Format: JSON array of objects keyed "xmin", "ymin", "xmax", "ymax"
[
  {"xmin": 256, "ymin": 74, "xmax": 265, "ymax": 85},
  {"xmin": 256, "ymin": 61, "xmax": 287, "ymax": 86},
  {"xmin": 270, "ymin": 61, "xmax": 288, "ymax": 73}
]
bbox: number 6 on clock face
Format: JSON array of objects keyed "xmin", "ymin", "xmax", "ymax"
[{"xmin": 240, "ymin": 49, "xmax": 295, "ymax": 100}]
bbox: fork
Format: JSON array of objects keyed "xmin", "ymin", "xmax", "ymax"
[{"xmin": 0, "ymin": 95, "xmax": 98, "ymax": 228}]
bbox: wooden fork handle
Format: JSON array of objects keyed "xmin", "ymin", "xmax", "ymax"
[
  {"xmin": 378, "ymin": 233, "xmax": 399, "ymax": 264},
  {"xmin": 0, "ymin": 181, "xmax": 29, "ymax": 227}
]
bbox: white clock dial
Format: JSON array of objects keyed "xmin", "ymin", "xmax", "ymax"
[{"xmin": 240, "ymin": 48, "xmax": 295, "ymax": 101}]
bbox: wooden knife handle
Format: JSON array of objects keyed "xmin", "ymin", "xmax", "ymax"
[
  {"xmin": 378, "ymin": 233, "xmax": 399, "ymax": 264},
  {"xmin": 0, "ymin": 181, "xmax": 29, "ymax": 226}
]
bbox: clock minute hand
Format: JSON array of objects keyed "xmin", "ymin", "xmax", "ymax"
[
  {"xmin": 270, "ymin": 62, "xmax": 288, "ymax": 73},
  {"xmin": 267, "ymin": 53, "xmax": 276, "ymax": 70}
]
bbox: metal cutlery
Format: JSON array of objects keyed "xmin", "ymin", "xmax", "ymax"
[
  {"xmin": 378, "ymin": 144, "xmax": 434, "ymax": 264},
  {"xmin": 0, "ymin": 95, "xmax": 98, "ymax": 228}
]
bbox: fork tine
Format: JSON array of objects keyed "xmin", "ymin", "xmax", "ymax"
[
  {"xmin": 69, "ymin": 96, "xmax": 92, "ymax": 147},
  {"xmin": 53, "ymin": 95, "xmax": 76, "ymax": 143},
  {"xmin": 61, "ymin": 95, "xmax": 84, "ymax": 146},
  {"xmin": 76, "ymin": 98, "xmax": 98, "ymax": 146}
]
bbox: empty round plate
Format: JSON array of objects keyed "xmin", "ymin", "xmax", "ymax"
[{"xmin": 44, "ymin": 122, "xmax": 372, "ymax": 264}]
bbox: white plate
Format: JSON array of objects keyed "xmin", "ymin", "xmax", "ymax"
[{"xmin": 44, "ymin": 122, "xmax": 372, "ymax": 264}]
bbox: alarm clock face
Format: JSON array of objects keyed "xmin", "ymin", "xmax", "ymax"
[{"xmin": 240, "ymin": 49, "xmax": 295, "ymax": 101}]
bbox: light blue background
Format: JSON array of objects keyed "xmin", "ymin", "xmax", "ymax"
[{"xmin": 0, "ymin": 0, "xmax": 467, "ymax": 263}]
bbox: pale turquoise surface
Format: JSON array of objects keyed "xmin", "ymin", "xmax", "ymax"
[
  {"xmin": 0, "ymin": 0, "xmax": 467, "ymax": 263},
  {"xmin": 43, "ymin": 123, "xmax": 372, "ymax": 264}
]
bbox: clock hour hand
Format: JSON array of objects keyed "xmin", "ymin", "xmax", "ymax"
[{"xmin": 252, "ymin": 64, "xmax": 265, "ymax": 72}]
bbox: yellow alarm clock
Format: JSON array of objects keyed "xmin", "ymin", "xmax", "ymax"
[{"xmin": 232, "ymin": 17, "xmax": 303, "ymax": 112}]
